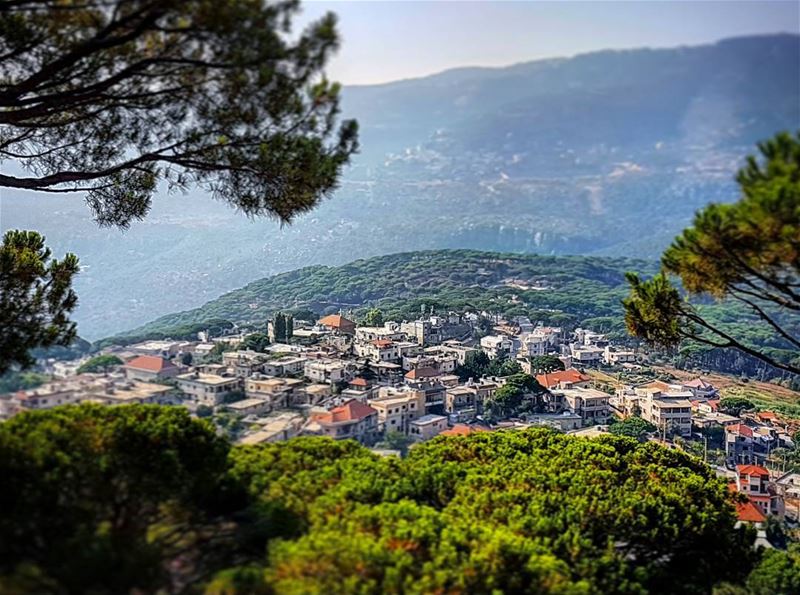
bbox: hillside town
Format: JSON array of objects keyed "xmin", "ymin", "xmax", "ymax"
[{"xmin": 3, "ymin": 310, "xmax": 800, "ymax": 531}]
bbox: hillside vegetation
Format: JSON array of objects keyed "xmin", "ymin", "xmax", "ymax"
[
  {"xmin": 1, "ymin": 404, "xmax": 764, "ymax": 594},
  {"xmin": 104, "ymin": 250, "xmax": 659, "ymax": 345}
]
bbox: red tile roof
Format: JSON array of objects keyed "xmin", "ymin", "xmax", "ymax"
[
  {"xmin": 727, "ymin": 424, "xmax": 753, "ymax": 438},
  {"xmin": 737, "ymin": 464, "xmax": 769, "ymax": 477},
  {"xmin": 736, "ymin": 499, "xmax": 767, "ymax": 523},
  {"xmin": 349, "ymin": 377, "xmax": 368, "ymax": 387},
  {"xmin": 684, "ymin": 378, "xmax": 714, "ymax": 389},
  {"xmin": 535, "ymin": 369, "xmax": 590, "ymax": 389},
  {"xmin": 318, "ymin": 314, "xmax": 355, "ymax": 329},
  {"xmin": 313, "ymin": 399, "xmax": 376, "ymax": 424},
  {"xmin": 124, "ymin": 355, "xmax": 176, "ymax": 373},
  {"xmin": 405, "ymin": 367, "xmax": 441, "ymax": 380},
  {"xmin": 757, "ymin": 411, "xmax": 779, "ymax": 421},
  {"xmin": 371, "ymin": 339, "xmax": 393, "ymax": 348}
]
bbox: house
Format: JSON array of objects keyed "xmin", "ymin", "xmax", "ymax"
[
  {"xmin": 245, "ymin": 376, "xmax": 303, "ymax": 409},
  {"xmin": 239, "ymin": 412, "xmax": 305, "ymax": 444},
  {"xmin": 222, "ymin": 350, "xmax": 268, "ymax": 377},
  {"xmin": 355, "ymin": 338, "xmax": 401, "ymax": 363},
  {"xmin": 445, "ymin": 386, "xmax": 479, "ymax": 421},
  {"xmin": 556, "ymin": 387, "xmax": 611, "ymax": 426},
  {"xmin": 424, "ymin": 341, "xmax": 477, "ymax": 365},
  {"xmin": 409, "ymin": 414, "xmax": 449, "ymax": 441},
  {"xmin": 224, "ymin": 397, "xmax": 272, "ymax": 417},
  {"xmin": 176, "ymin": 372, "xmax": 241, "ymax": 406},
  {"xmin": 535, "ymin": 368, "xmax": 591, "ymax": 391},
  {"xmin": 480, "ymin": 335, "xmax": 513, "ymax": 358},
  {"xmin": 355, "ymin": 324, "xmax": 407, "ymax": 343},
  {"xmin": 725, "ymin": 423, "xmax": 778, "ymax": 467},
  {"xmin": 569, "ymin": 344, "xmax": 604, "ymax": 364},
  {"xmin": 603, "ymin": 346, "xmax": 636, "ymax": 366},
  {"xmin": 369, "ymin": 390, "xmax": 425, "ymax": 434},
  {"xmin": 735, "ymin": 465, "xmax": 784, "ymax": 518},
  {"xmin": 637, "ymin": 389, "xmax": 693, "ymax": 438},
  {"xmin": 681, "ymin": 378, "xmax": 717, "ymax": 398},
  {"xmin": 403, "ymin": 353, "xmax": 457, "ymax": 375},
  {"xmin": 307, "ymin": 399, "xmax": 379, "ymax": 444},
  {"xmin": 527, "ymin": 412, "xmax": 583, "ymax": 432},
  {"xmin": 90, "ymin": 381, "xmax": 171, "ymax": 405},
  {"xmin": 304, "ymin": 359, "xmax": 348, "ymax": 384},
  {"xmin": 317, "ymin": 314, "xmax": 356, "ymax": 335},
  {"xmin": 404, "ymin": 366, "xmax": 442, "ymax": 385},
  {"xmin": 123, "ymin": 355, "xmax": 179, "ymax": 382},
  {"xmin": 262, "ymin": 356, "xmax": 307, "ymax": 377}
]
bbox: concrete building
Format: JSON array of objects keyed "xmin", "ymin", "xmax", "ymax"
[
  {"xmin": 307, "ymin": 399, "xmax": 379, "ymax": 444},
  {"xmin": 369, "ymin": 389, "xmax": 425, "ymax": 434},
  {"xmin": 556, "ymin": 387, "xmax": 611, "ymax": 426},
  {"xmin": 224, "ymin": 397, "xmax": 272, "ymax": 417},
  {"xmin": 409, "ymin": 414, "xmax": 448, "ymax": 441},
  {"xmin": 176, "ymin": 372, "xmax": 241, "ymax": 406}
]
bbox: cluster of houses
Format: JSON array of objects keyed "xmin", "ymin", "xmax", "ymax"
[{"xmin": 4, "ymin": 311, "xmax": 800, "ymax": 519}]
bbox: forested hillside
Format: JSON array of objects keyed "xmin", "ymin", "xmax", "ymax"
[{"xmin": 105, "ymin": 250, "xmax": 658, "ymax": 345}]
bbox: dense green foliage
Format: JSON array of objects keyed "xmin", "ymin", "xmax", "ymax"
[
  {"xmin": 529, "ymin": 355, "xmax": 567, "ymax": 374},
  {"xmin": 0, "ymin": 0, "xmax": 358, "ymax": 228},
  {"xmin": 0, "ymin": 230, "xmax": 79, "ymax": 374},
  {"xmin": 0, "ymin": 371, "xmax": 47, "ymax": 394},
  {"xmin": 113, "ymin": 250, "xmax": 658, "ymax": 343},
  {"xmin": 719, "ymin": 397, "xmax": 757, "ymax": 416},
  {"xmin": 1, "ymin": 405, "xmax": 760, "ymax": 594},
  {"xmin": 0, "ymin": 405, "xmax": 233, "ymax": 593},
  {"xmin": 238, "ymin": 332, "xmax": 271, "ymax": 353},
  {"xmin": 744, "ymin": 545, "xmax": 800, "ymax": 595},
  {"xmin": 609, "ymin": 417, "xmax": 658, "ymax": 441},
  {"xmin": 624, "ymin": 132, "xmax": 800, "ymax": 375},
  {"xmin": 76, "ymin": 354, "xmax": 123, "ymax": 374}
]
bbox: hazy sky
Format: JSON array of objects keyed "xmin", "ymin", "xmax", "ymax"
[{"xmin": 300, "ymin": 1, "xmax": 800, "ymax": 85}]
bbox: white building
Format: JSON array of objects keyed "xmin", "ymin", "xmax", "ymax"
[{"xmin": 176, "ymin": 372, "xmax": 241, "ymax": 406}]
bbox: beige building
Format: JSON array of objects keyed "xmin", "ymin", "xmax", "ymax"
[
  {"xmin": 306, "ymin": 399, "xmax": 379, "ymax": 444},
  {"xmin": 176, "ymin": 372, "xmax": 241, "ymax": 406},
  {"xmin": 89, "ymin": 381, "xmax": 171, "ymax": 405},
  {"xmin": 262, "ymin": 356, "xmax": 307, "ymax": 377},
  {"xmin": 224, "ymin": 397, "xmax": 272, "ymax": 417},
  {"xmin": 123, "ymin": 355, "xmax": 179, "ymax": 382},
  {"xmin": 304, "ymin": 359, "xmax": 348, "ymax": 384},
  {"xmin": 636, "ymin": 388, "xmax": 692, "ymax": 437},
  {"xmin": 557, "ymin": 387, "xmax": 611, "ymax": 426},
  {"xmin": 245, "ymin": 376, "xmax": 303, "ymax": 409},
  {"xmin": 369, "ymin": 389, "xmax": 425, "ymax": 434},
  {"xmin": 409, "ymin": 414, "xmax": 449, "ymax": 441}
]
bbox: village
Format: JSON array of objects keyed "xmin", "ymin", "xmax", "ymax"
[{"xmin": 3, "ymin": 309, "xmax": 799, "ymax": 535}]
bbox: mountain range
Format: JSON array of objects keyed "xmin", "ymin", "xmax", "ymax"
[{"xmin": 2, "ymin": 33, "xmax": 798, "ymax": 339}]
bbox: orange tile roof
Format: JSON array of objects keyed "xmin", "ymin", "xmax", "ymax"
[
  {"xmin": 349, "ymin": 377, "xmax": 368, "ymax": 387},
  {"xmin": 535, "ymin": 368, "xmax": 590, "ymax": 389},
  {"xmin": 318, "ymin": 314, "xmax": 355, "ymax": 329},
  {"xmin": 737, "ymin": 464, "xmax": 769, "ymax": 477},
  {"xmin": 124, "ymin": 355, "xmax": 176, "ymax": 373},
  {"xmin": 735, "ymin": 498, "xmax": 767, "ymax": 523},
  {"xmin": 757, "ymin": 411, "xmax": 779, "ymax": 421},
  {"xmin": 313, "ymin": 399, "xmax": 376, "ymax": 424},
  {"xmin": 371, "ymin": 339, "xmax": 393, "ymax": 348},
  {"xmin": 405, "ymin": 367, "xmax": 441, "ymax": 380},
  {"xmin": 727, "ymin": 424, "xmax": 753, "ymax": 438},
  {"xmin": 441, "ymin": 423, "xmax": 489, "ymax": 437}
]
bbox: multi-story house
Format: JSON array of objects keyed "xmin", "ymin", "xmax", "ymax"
[
  {"xmin": 307, "ymin": 399, "xmax": 379, "ymax": 445},
  {"xmin": 535, "ymin": 369, "xmax": 591, "ymax": 391},
  {"xmin": 556, "ymin": 387, "xmax": 611, "ymax": 426},
  {"xmin": 245, "ymin": 376, "xmax": 303, "ymax": 409},
  {"xmin": 262, "ymin": 356, "xmax": 307, "ymax": 377},
  {"xmin": 445, "ymin": 386, "xmax": 479, "ymax": 420},
  {"xmin": 222, "ymin": 350, "xmax": 268, "ymax": 377},
  {"xmin": 735, "ymin": 464, "xmax": 784, "ymax": 519},
  {"xmin": 480, "ymin": 335, "xmax": 513, "ymax": 358},
  {"xmin": 176, "ymin": 372, "xmax": 241, "ymax": 406},
  {"xmin": 368, "ymin": 389, "xmax": 425, "ymax": 434},
  {"xmin": 355, "ymin": 339, "xmax": 401, "ymax": 363},
  {"xmin": 304, "ymin": 359, "xmax": 349, "ymax": 384},
  {"xmin": 636, "ymin": 388, "xmax": 693, "ymax": 437}
]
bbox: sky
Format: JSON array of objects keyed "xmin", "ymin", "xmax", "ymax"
[{"xmin": 299, "ymin": 0, "xmax": 800, "ymax": 85}]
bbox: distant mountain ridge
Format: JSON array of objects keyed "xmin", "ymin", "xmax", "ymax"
[{"xmin": 4, "ymin": 34, "xmax": 798, "ymax": 339}]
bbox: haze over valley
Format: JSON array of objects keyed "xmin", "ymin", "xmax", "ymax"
[{"xmin": 2, "ymin": 34, "xmax": 798, "ymax": 339}]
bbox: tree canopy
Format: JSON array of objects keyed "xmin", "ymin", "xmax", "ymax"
[
  {"xmin": 0, "ymin": 404, "xmax": 763, "ymax": 593},
  {"xmin": 529, "ymin": 355, "xmax": 566, "ymax": 374},
  {"xmin": 0, "ymin": 0, "xmax": 358, "ymax": 228},
  {"xmin": 0, "ymin": 230, "xmax": 79, "ymax": 375},
  {"xmin": 609, "ymin": 416, "xmax": 657, "ymax": 441},
  {"xmin": 624, "ymin": 132, "xmax": 800, "ymax": 375},
  {"xmin": 76, "ymin": 353, "xmax": 123, "ymax": 374}
]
